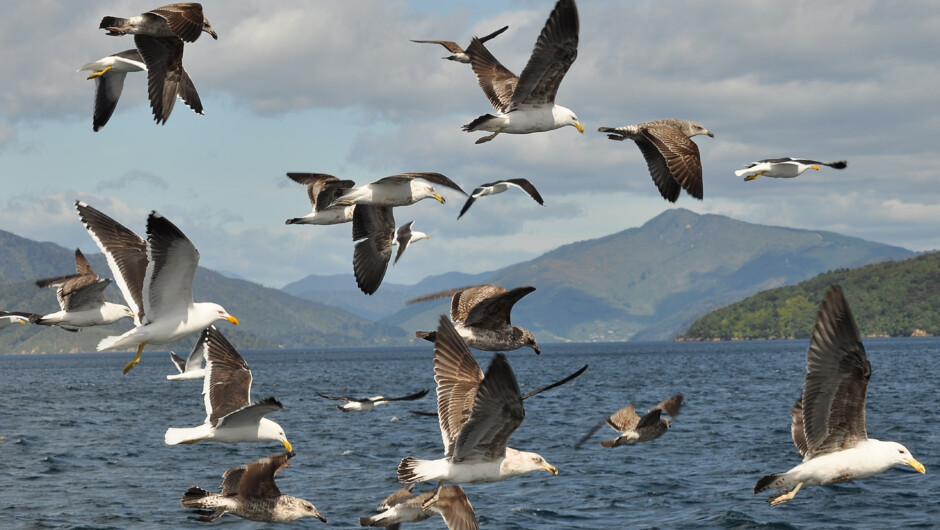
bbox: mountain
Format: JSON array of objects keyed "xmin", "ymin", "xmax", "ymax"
[
  {"xmin": 0, "ymin": 229, "xmax": 408, "ymax": 354},
  {"xmin": 679, "ymin": 251, "xmax": 940, "ymax": 340},
  {"xmin": 380, "ymin": 209, "xmax": 914, "ymax": 342}
]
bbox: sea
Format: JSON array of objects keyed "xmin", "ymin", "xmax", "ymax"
[{"xmin": 1, "ymin": 338, "xmax": 937, "ymax": 529}]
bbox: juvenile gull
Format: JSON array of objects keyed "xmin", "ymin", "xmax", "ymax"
[
  {"xmin": 736, "ymin": 158, "xmax": 848, "ymax": 181},
  {"xmin": 411, "ymin": 285, "xmax": 540, "ymax": 354},
  {"xmin": 165, "ymin": 326, "xmax": 291, "ymax": 450},
  {"xmin": 100, "ymin": 3, "xmax": 218, "ymax": 42},
  {"xmin": 599, "ymin": 119, "xmax": 713, "ymax": 202},
  {"xmin": 463, "ymin": 0, "xmax": 583, "ymax": 143},
  {"xmin": 352, "ymin": 205, "xmax": 429, "ymax": 295},
  {"xmin": 412, "ymin": 25, "xmax": 508, "ymax": 64},
  {"xmin": 397, "ymin": 316, "xmax": 557, "ymax": 510},
  {"xmin": 182, "ymin": 451, "xmax": 326, "ymax": 523},
  {"xmin": 284, "ymin": 173, "xmax": 356, "ymax": 225},
  {"xmin": 360, "ymin": 484, "xmax": 478, "ymax": 529},
  {"xmin": 32, "ymin": 249, "xmax": 134, "ymax": 330},
  {"xmin": 78, "ymin": 49, "xmax": 146, "ymax": 131},
  {"xmin": 330, "ymin": 173, "xmax": 467, "ymax": 208},
  {"xmin": 75, "ymin": 201, "xmax": 238, "ymax": 374},
  {"xmin": 754, "ymin": 285, "xmax": 925, "ymax": 506},
  {"xmin": 167, "ymin": 326, "xmax": 209, "ymax": 380},
  {"xmin": 316, "ymin": 388, "xmax": 429, "ymax": 412},
  {"xmin": 457, "ymin": 179, "xmax": 544, "ymax": 219},
  {"xmin": 575, "ymin": 394, "xmax": 683, "ymax": 449}
]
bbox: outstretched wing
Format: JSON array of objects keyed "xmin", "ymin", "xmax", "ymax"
[{"xmin": 510, "ymin": 0, "xmax": 578, "ymax": 107}]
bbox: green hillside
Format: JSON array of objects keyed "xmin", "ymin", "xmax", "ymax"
[{"xmin": 680, "ymin": 251, "xmax": 940, "ymax": 340}]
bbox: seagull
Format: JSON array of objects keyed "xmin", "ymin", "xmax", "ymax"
[
  {"xmin": 411, "ymin": 285, "xmax": 540, "ymax": 354},
  {"xmin": 99, "ymin": 3, "xmax": 218, "ymax": 42},
  {"xmin": 329, "ymin": 173, "xmax": 467, "ymax": 208},
  {"xmin": 165, "ymin": 326, "xmax": 292, "ymax": 450},
  {"xmin": 0, "ymin": 311, "xmax": 32, "ymax": 329},
  {"xmin": 74, "ymin": 201, "xmax": 238, "ymax": 374},
  {"xmin": 167, "ymin": 327, "xmax": 209, "ymax": 380},
  {"xmin": 735, "ymin": 158, "xmax": 848, "ymax": 181},
  {"xmin": 599, "ymin": 119, "xmax": 714, "ymax": 202},
  {"xmin": 315, "ymin": 389, "xmax": 429, "ymax": 412},
  {"xmin": 32, "ymin": 248, "xmax": 134, "ymax": 330},
  {"xmin": 182, "ymin": 451, "xmax": 326, "ymax": 523},
  {"xmin": 457, "ymin": 179, "xmax": 544, "ymax": 219},
  {"xmin": 360, "ymin": 484, "xmax": 478, "ymax": 529},
  {"xmin": 284, "ymin": 173, "xmax": 356, "ymax": 225},
  {"xmin": 397, "ymin": 316, "xmax": 557, "ymax": 510},
  {"xmin": 462, "ymin": 0, "xmax": 583, "ymax": 143},
  {"xmin": 352, "ymin": 205, "xmax": 430, "ymax": 295},
  {"xmin": 412, "ymin": 25, "xmax": 508, "ymax": 64},
  {"xmin": 575, "ymin": 394, "xmax": 683, "ymax": 449},
  {"xmin": 78, "ymin": 49, "xmax": 146, "ymax": 131},
  {"xmin": 754, "ymin": 285, "xmax": 925, "ymax": 506}
]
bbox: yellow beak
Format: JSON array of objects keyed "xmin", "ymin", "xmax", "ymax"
[
  {"xmin": 544, "ymin": 463, "xmax": 558, "ymax": 475},
  {"xmin": 906, "ymin": 458, "xmax": 926, "ymax": 474},
  {"xmin": 226, "ymin": 315, "xmax": 239, "ymax": 325},
  {"xmin": 434, "ymin": 193, "xmax": 445, "ymax": 204},
  {"xmin": 811, "ymin": 165, "xmax": 820, "ymax": 170},
  {"xmin": 575, "ymin": 122, "xmax": 584, "ymax": 134},
  {"xmin": 18, "ymin": 320, "xmax": 26, "ymax": 326},
  {"xmin": 282, "ymin": 439, "xmax": 293, "ymax": 452}
]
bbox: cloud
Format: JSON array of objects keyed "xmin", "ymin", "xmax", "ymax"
[{"xmin": 96, "ymin": 169, "xmax": 169, "ymax": 191}]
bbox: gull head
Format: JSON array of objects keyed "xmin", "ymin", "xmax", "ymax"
[
  {"xmin": 684, "ymin": 121, "xmax": 714, "ymax": 138},
  {"xmin": 554, "ymin": 105, "xmax": 583, "ymax": 133},
  {"xmin": 203, "ymin": 21, "xmax": 218, "ymax": 40},
  {"xmin": 261, "ymin": 419, "xmax": 292, "ymax": 451},
  {"xmin": 211, "ymin": 304, "xmax": 239, "ymax": 325},
  {"xmin": 891, "ymin": 442, "xmax": 925, "ymax": 474}
]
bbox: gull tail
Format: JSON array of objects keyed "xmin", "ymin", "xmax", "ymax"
[
  {"xmin": 99, "ymin": 16, "xmax": 129, "ymax": 32},
  {"xmin": 754, "ymin": 473, "xmax": 782, "ymax": 494},
  {"xmin": 462, "ymin": 114, "xmax": 497, "ymax": 132},
  {"xmin": 734, "ymin": 168, "xmax": 753, "ymax": 177},
  {"xmin": 165, "ymin": 425, "xmax": 208, "ymax": 446},
  {"xmin": 397, "ymin": 457, "xmax": 433, "ymax": 483},
  {"xmin": 414, "ymin": 330, "xmax": 436, "ymax": 343},
  {"xmin": 181, "ymin": 487, "xmax": 213, "ymax": 508},
  {"xmin": 97, "ymin": 333, "xmax": 128, "ymax": 351}
]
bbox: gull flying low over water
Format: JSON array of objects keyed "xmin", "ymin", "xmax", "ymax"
[
  {"xmin": 463, "ymin": 0, "xmax": 582, "ymax": 143},
  {"xmin": 598, "ymin": 119, "xmax": 713, "ymax": 202},
  {"xmin": 329, "ymin": 173, "xmax": 467, "ymax": 208},
  {"xmin": 575, "ymin": 394, "xmax": 683, "ymax": 449},
  {"xmin": 78, "ymin": 49, "xmax": 146, "ymax": 131},
  {"xmin": 735, "ymin": 158, "xmax": 847, "ymax": 181},
  {"xmin": 31, "ymin": 248, "xmax": 134, "ymax": 330},
  {"xmin": 75, "ymin": 201, "xmax": 238, "ymax": 374},
  {"xmin": 182, "ymin": 451, "xmax": 326, "ymax": 523},
  {"xmin": 457, "ymin": 179, "xmax": 544, "ymax": 219},
  {"xmin": 412, "ymin": 25, "xmax": 508, "ymax": 64},
  {"xmin": 754, "ymin": 285, "xmax": 925, "ymax": 506},
  {"xmin": 167, "ymin": 325, "xmax": 210, "ymax": 380},
  {"xmin": 360, "ymin": 483, "xmax": 478, "ymax": 529},
  {"xmin": 284, "ymin": 173, "xmax": 356, "ymax": 225},
  {"xmin": 165, "ymin": 326, "xmax": 291, "ymax": 450},
  {"xmin": 353, "ymin": 206, "xmax": 429, "ymax": 295},
  {"xmin": 411, "ymin": 285, "xmax": 540, "ymax": 354},
  {"xmin": 316, "ymin": 388, "xmax": 429, "ymax": 412},
  {"xmin": 397, "ymin": 316, "xmax": 557, "ymax": 510}
]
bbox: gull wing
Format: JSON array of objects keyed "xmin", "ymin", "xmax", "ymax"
[
  {"xmin": 385, "ymin": 389, "xmax": 430, "ymax": 402},
  {"xmin": 235, "ymin": 451, "xmax": 295, "ymax": 501},
  {"xmin": 466, "ymin": 37, "xmax": 518, "ymax": 112},
  {"xmin": 791, "ymin": 398, "xmax": 808, "ymax": 458},
  {"xmin": 148, "ymin": 3, "xmax": 207, "ymax": 42},
  {"xmin": 143, "ymin": 211, "xmax": 198, "ymax": 322},
  {"xmin": 201, "ymin": 326, "xmax": 253, "ymax": 423},
  {"xmin": 352, "ymin": 205, "xmax": 395, "ymax": 295},
  {"xmin": 451, "ymin": 353, "xmax": 524, "ymax": 462},
  {"xmin": 433, "ymin": 315, "xmax": 485, "ymax": 456},
  {"xmin": 652, "ymin": 393, "xmax": 684, "ymax": 418},
  {"xmin": 606, "ymin": 404, "xmax": 640, "ymax": 432},
  {"xmin": 640, "ymin": 125, "xmax": 703, "ymax": 200},
  {"xmin": 510, "ymin": 0, "xmax": 578, "ymax": 107},
  {"xmin": 634, "ymin": 138, "xmax": 682, "ymax": 203},
  {"xmin": 521, "ymin": 364, "xmax": 588, "ymax": 400},
  {"xmin": 463, "ymin": 286, "xmax": 536, "ymax": 329}
]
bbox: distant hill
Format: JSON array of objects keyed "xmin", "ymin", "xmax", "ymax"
[
  {"xmin": 0, "ymin": 230, "xmax": 408, "ymax": 354},
  {"xmin": 381, "ymin": 209, "xmax": 914, "ymax": 341},
  {"xmin": 679, "ymin": 251, "xmax": 940, "ymax": 340}
]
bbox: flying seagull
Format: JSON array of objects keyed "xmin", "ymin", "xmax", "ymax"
[
  {"xmin": 78, "ymin": 49, "xmax": 146, "ymax": 131},
  {"xmin": 411, "ymin": 285, "xmax": 540, "ymax": 354},
  {"xmin": 457, "ymin": 179, "xmax": 544, "ymax": 219},
  {"xmin": 598, "ymin": 119, "xmax": 714, "ymax": 202},
  {"xmin": 284, "ymin": 173, "xmax": 356, "ymax": 225},
  {"xmin": 397, "ymin": 316, "xmax": 557, "ymax": 510},
  {"xmin": 167, "ymin": 326, "xmax": 209, "ymax": 380},
  {"xmin": 575, "ymin": 394, "xmax": 684, "ymax": 449},
  {"xmin": 182, "ymin": 451, "xmax": 326, "ymax": 523},
  {"xmin": 32, "ymin": 248, "xmax": 134, "ymax": 330},
  {"xmin": 754, "ymin": 285, "xmax": 925, "ymax": 506},
  {"xmin": 99, "ymin": 3, "xmax": 218, "ymax": 42},
  {"xmin": 735, "ymin": 158, "xmax": 848, "ymax": 181},
  {"xmin": 462, "ymin": 0, "xmax": 583, "ymax": 143},
  {"xmin": 316, "ymin": 388, "xmax": 429, "ymax": 412},
  {"xmin": 329, "ymin": 173, "xmax": 467, "ymax": 208},
  {"xmin": 75, "ymin": 201, "xmax": 238, "ymax": 374},
  {"xmin": 412, "ymin": 25, "xmax": 508, "ymax": 64},
  {"xmin": 165, "ymin": 326, "xmax": 291, "ymax": 450},
  {"xmin": 0, "ymin": 311, "xmax": 32, "ymax": 330},
  {"xmin": 360, "ymin": 484, "xmax": 478, "ymax": 529},
  {"xmin": 352, "ymin": 205, "xmax": 429, "ymax": 295}
]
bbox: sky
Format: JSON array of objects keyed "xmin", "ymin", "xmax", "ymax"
[{"xmin": 1, "ymin": 1, "xmax": 938, "ymax": 288}]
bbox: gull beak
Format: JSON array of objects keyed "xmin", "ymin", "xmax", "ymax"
[
  {"xmin": 811, "ymin": 165, "xmax": 820, "ymax": 171},
  {"xmin": 532, "ymin": 345, "xmax": 541, "ymax": 355},
  {"xmin": 905, "ymin": 458, "xmax": 926, "ymax": 474},
  {"xmin": 575, "ymin": 122, "xmax": 584, "ymax": 134},
  {"xmin": 706, "ymin": 131, "xmax": 715, "ymax": 138},
  {"xmin": 544, "ymin": 463, "xmax": 558, "ymax": 475},
  {"xmin": 282, "ymin": 438, "xmax": 293, "ymax": 452},
  {"xmin": 384, "ymin": 400, "xmax": 390, "ymax": 406},
  {"xmin": 434, "ymin": 193, "xmax": 445, "ymax": 204},
  {"xmin": 226, "ymin": 315, "xmax": 240, "ymax": 325},
  {"xmin": 18, "ymin": 320, "xmax": 26, "ymax": 326},
  {"xmin": 207, "ymin": 28, "xmax": 219, "ymax": 40}
]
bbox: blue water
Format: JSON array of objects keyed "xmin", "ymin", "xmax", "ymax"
[{"xmin": 1, "ymin": 338, "xmax": 937, "ymax": 528}]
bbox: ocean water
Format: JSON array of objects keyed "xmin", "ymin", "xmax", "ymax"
[{"xmin": 1, "ymin": 338, "xmax": 937, "ymax": 529}]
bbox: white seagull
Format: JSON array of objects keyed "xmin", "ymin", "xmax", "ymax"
[
  {"xmin": 284, "ymin": 173, "xmax": 356, "ymax": 225},
  {"xmin": 352, "ymin": 205, "xmax": 430, "ymax": 295},
  {"xmin": 329, "ymin": 172, "xmax": 467, "ymax": 208},
  {"xmin": 32, "ymin": 248, "xmax": 134, "ymax": 330},
  {"xmin": 462, "ymin": 0, "xmax": 583, "ymax": 143},
  {"xmin": 315, "ymin": 388, "xmax": 429, "ymax": 412},
  {"xmin": 412, "ymin": 25, "xmax": 508, "ymax": 64},
  {"xmin": 78, "ymin": 49, "xmax": 146, "ymax": 131},
  {"xmin": 735, "ymin": 158, "xmax": 847, "ymax": 181},
  {"xmin": 754, "ymin": 285, "xmax": 925, "ymax": 506},
  {"xmin": 75, "ymin": 201, "xmax": 238, "ymax": 374},
  {"xmin": 165, "ymin": 326, "xmax": 291, "ymax": 450},
  {"xmin": 397, "ymin": 316, "xmax": 557, "ymax": 510},
  {"xmin": 457, "ymin": 179, "xmax": 544, "ymax": 219}
]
